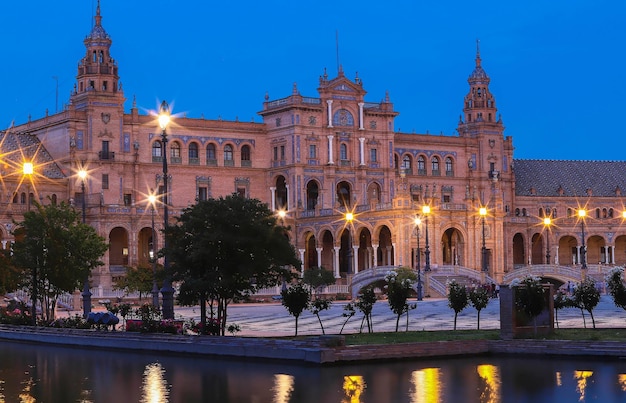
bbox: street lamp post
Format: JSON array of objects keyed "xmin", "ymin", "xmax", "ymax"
[
  {"xmin": 23, "ymin": 162, "xmax": 36, "ymax": 325},
  {"xmin": 149, "ymin": 193, "xmax": 159, "ymax": 308},
  {"xmin": 23, "ymin": 162, "xmax": 33, "ymax": 212},
  {"xmin": 479, "ymin": 207, "xmax": 488, "ymax": 272},
  {"xmin": 578, "ymin": 209, "xmax": 587, "ymax": 270},
  {"xmin": 78, "ymin": 169, "xmax": 92, "ymax": 318},
  {"xmin": 345, "ymin": 212, "xmax": 354, "ymax": 275},
  {"xmin": 158, "ymin": 101, "xmax": 175, "ymax": 319},
  {"xmin": 414, "ymin": 217, "xmax": 423, "ymax": 301},
  {"xmin": 422, "ymin": 205, "xmax": 431, "ymax": 272},
  {"xmin": 543, "ymin": 216, "xmax": 552, "ymax": 264}
]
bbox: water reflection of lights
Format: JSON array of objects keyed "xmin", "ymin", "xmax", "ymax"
[
  {"xmin": 410, "ymin": 368, "xmax": 441, "ymax": 403},
  {"xmin": 19, "ymin": 377, "xmax": 35, "ymax": 403},
  {"xmin": 141, "ymin": 363, "xmax": 169, "ymax": 403},
  {"xmin": 556, "ymin": 372, "xmax": 562, "ymax": 387},
  {"xmin": 343, "ymin": 375, "xmax": 366, "ymax": 403},
  {"xmin": 574, "ymin": 370, "xmax": 593, "ymax": 401},
  {"xmin": 618, "ymin": 374, "xmax": 626, "ymax": 391},
  {"xmin": 272, "ymin": 374, "xmax": 294, "ymax": 403},
  {"xmin": 477, "ymin": 364, "xmax": 501, "ymax": 403}
]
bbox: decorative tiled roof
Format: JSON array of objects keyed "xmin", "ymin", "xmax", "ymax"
[
  {"xmin": 0, "ymin": 131, "xmax": 65, "ymax": 179},
  {"xmin": 514, "ymin": 159, "xmax": 626, "ymax": 197}
]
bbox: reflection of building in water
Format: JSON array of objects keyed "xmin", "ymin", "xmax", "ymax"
[
  {"xmin": 142, "ymin": 363, "xmax": 169, "ymax": 403},
  {"xmin": 556, "ymin": 371, "xmax": 563, "ymax": 387},
  {"xmin": 574, "ymin": 370, "xmax": 593, "ymax": 401},
  {"xmin": 410, "ymin": 368, "xmax": 441, "ymax": 403},
  {"xmin": 343, "ymin": 375, "xmax": 365, "ymax": 403},
  {"xmin": 272, "ymin": 374, "xmax": 294, "ymax": 403},
  {"xmin": 477, "ymin": 364, "xmax": 501, "ymax": 403},
  {"xmin": 619, "ymin": 374, "xmax": 626, "ymax": 392}
]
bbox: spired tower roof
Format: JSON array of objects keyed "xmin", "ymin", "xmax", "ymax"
[
  {"xmin": 469, "ymin": 40, "xmax": 490, "ymax": 84},
  {"xmin": 85, "ymin": 0, "xmax": 110, "ymax": 43}
]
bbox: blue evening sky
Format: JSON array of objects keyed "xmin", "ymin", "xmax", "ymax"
[{"xmin": 1, "ymin": 1, "xmax": 624, "ymax": 161}]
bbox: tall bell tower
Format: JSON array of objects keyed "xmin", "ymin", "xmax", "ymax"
[
  {"xmin": 69, "ymin": 0, "xmax": 125, "ymax": 157},
  {"xmin": 71, "ymin": 1, "xmax": 124, "ymax": 109}
]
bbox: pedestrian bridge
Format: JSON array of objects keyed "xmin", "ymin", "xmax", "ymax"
[
  {"xmin": 501, "ymin": 264, "xmax": 612, "ymax": 287},
  {"xmin": 350, "ymin": 265, "xmax": 497, "ymax": 298},
  {"xmin": 349, "ymin": 264, "xmax": 616, "ymax": 298}
]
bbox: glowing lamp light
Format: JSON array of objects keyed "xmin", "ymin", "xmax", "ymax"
[
  {"xmin": 158, "ymin": 101, "xmax": 171, "ymax": 130},
  {"xmin": 23, "ymin": 162, "xmax": 34, "ymax": 175}
]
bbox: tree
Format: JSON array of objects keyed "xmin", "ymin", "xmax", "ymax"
[
  {"xmin": 0, "ymin": 248, "xmax": 20, "ymax": 295},
  {"xmin": 166, "ymin": 194, "xmax": 300, "ymax": 335},
  {"xmin": 553, "ymin": 289, "xmax": 575, "ymax": 329},
  {"xmin": 11, "ymin": 201, "xmax": 108, "ymax": 322},
  {"xmin": 606, "ymin": 267, "xmax": 626, "ymax": 310},
  {"xmin": 355, "ymin": 287, "xmax": 377, "ymax": 333},
  {"xmin": 309, "ymin": 297, "xmax": 332, "ymax": 335},
  {"xmin": 114, "ymin": 263, "xmax": 164, "ymax": 300},
  {"xmin": 281, "ymin": 282, "xmax": 311, "ymax": 336},
  {"xmin": 385, "ymin": 268, "xmax": 417, "ymax": 332},
  {"xmin": 572, "ymin": 278, "xmax": 601, "ymax": 329},
  {"xmin": 302, "ymin": 266, "xmax": 335, "ymax": 295},
  {"xmin": 468, "ymin": 285, "xmax": 490, "ymax": 330},
  {"xmin": 512, "ymin": 275, "xmax": 546, "ymax": 335},
  {"xmin": 447, "ymin": 280, "xmax": 468, "ymax": 330}
]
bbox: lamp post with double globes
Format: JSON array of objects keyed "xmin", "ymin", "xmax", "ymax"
[
  {"xmin": 23, "ymin": 162, "xmax": 35, "ymax": 324},
  {"xmin": 78, "ymin": 169, "xmax": 92, "ymax": 318},
  {"xmin": 479, "ymin": 207, "xmax": 488, "ymax": 272},
  {"xmin": 345, "ymin": 212, "xmax": 354, "ymax": 275},
  {"xmin": 578, "ymin": 208, "xmax": 587, "ymax": 270},
  {"xmin": 158, "ymin": 101, "xmax": 175, "ymax": 319},
  {"xmin": 422, "ymin": 205, "xmax": 431, "ymax": 272},
  {"xmin": 543, "ymin": 216, "xmax": 552, "ymax": 264},
  {"xmin": 414, "ymin": 217, "xmax": 423, "ymax": 301},
  {"xmin": 148, "ymin": 193, "xmax": 159, "ymax": 308}
]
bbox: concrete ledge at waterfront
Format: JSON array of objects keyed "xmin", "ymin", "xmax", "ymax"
[{"xmin": 2, "ymin": 325, "xmax": 626, "ymax": 365}]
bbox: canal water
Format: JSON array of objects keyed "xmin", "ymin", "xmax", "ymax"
[{"xmin": 1, "ymin": 340, "xmax": 625, "ymax": 402}]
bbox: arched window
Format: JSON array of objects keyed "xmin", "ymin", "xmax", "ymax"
[
  {"xmin": 206, "ymin": 144, "xmax": 216, "ymax": 161},
  {"xmin": 188, "ymin": 142, "xmax": 199, "ymax": 161},
  {"xmin": 306, "ymin": 181, "xmax": 319, "ymax": 211},
  {"xmin": 539, "ymin": 208, "xmax": 544, "ymax": 218},
  {"xmin": 417, "ymin": 156, "xmax": 426, "ymax": 175},
  {"xmin": 170, "ymin": 142, "xmax": 181, "ymax": 158},
  {"xmin": 445, "ymin": 157, "xmax": 454, "ymax": 176},
  {"xmin": 241, "ymin": 145, "xmax": 251, "ymax": 166},
  {"xmin": 224, "ymin": 144, "xmax": 233, "ymax": 165},
  {"xmin": 51, "ymin": 194, "xmax": 58, "ymax": 205},
  {"xmin": 340, "ymin": 144, "xmax": 348, "ymax": 160},
  {"xmin": 336, "ymin": 181, "xmax": 351, "ymax": 208},
  {"xmin": 431, "ymin": 157, "xmax": 440, "ymax": 176},
  {"xmin": 402, "ymin": 155, "xmax": 411, "ymax": 174},
  {"xmin": 609, "ymin": 208, "xmax": 614, "ymax": 218},
  {"xmin": 152, "ymin": 141, "xmax": 162, "ymax": 158},
  {"xmin": 515, "ymin": 208, "xmax": 520, "ymax": 216}
]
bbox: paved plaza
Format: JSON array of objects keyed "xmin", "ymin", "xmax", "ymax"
[{"xmin": 170, "ymin": 295, "xmax": 626, "ymax": 337}]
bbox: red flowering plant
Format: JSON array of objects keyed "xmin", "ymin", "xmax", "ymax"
[
  {"xmin": 0, "ymin": 302, "xmax": 32, "ymax": 325},
  {"xmin": 185, "ymin": 318, "xmax": 220, "ymax": 335}
]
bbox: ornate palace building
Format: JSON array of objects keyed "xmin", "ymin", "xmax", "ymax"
[{"xmin": 3, "ymin": 4, "xmax": 625, "ymax": 296}]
